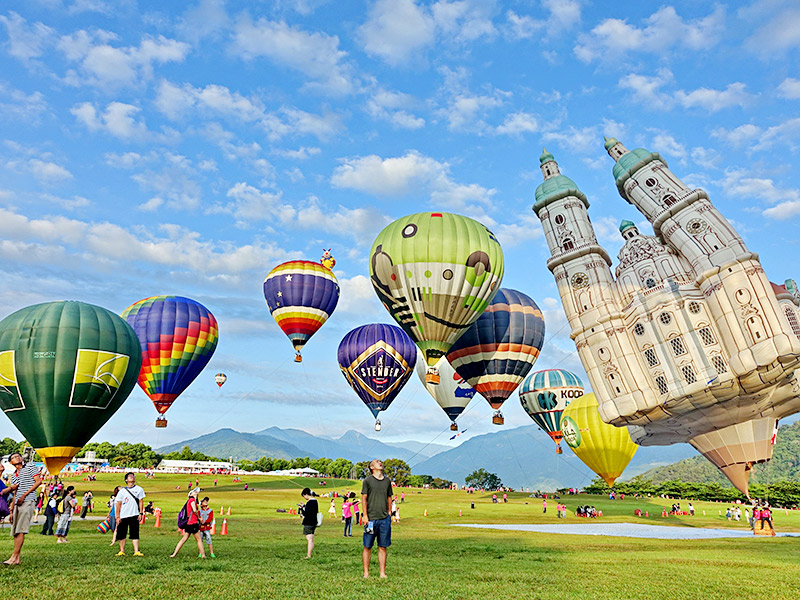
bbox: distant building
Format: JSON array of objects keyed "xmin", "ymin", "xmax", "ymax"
[
  {"xmin": 266, "ymin": 467, "xmax": 320, "ymax": 477},
  {"xmin": 157, "ymin": 459, "xmax": 237, "ymax": 473}
]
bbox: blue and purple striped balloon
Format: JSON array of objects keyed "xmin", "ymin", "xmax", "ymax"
[
  {"xmin": 338, "ymin": 323, "xmax": 417, "ymax": 420},
  {"xmin": 447, "ymin": 288, "xmax": 545, "ymax": 410}
]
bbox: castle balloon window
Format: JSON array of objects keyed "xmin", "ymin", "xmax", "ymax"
[
  {"xmin": 655, "ymin": 375, "xmax": 668, "ymax": 395},
  {"xmin": 712, "ymin": 355, "xmax": 728, "ymax": 375},
  {"xmin": 681, "ymin": 365, "xmax": 697, "ymax": 384},
  {"xmin": 645, "ymin": 178, "xmax": 657, "ymax": 187},
  {"xmin": 659, "ymin": 312, "xmax": 672, "ymax": 325},
  {"xmin": 688, "ymin": 301, "xmax": 701, "ymax": 314},
  {"xmin": 699, "ymin": 327, "xmax": 716, "ymax": 346},
  {"xmin": 555, "ymin": 214, "xmax": 565, "ymax": 225},
  {"xmin": 644, "ymin": 348, "xmax": 658, "ymax": 367},
  {"xmin": 670, "ymin": 337, "xmax": 686, "ymax": 356},
  {"xmin": 633, "ymin": 323, "xmax": 645, "ymax": 336}
]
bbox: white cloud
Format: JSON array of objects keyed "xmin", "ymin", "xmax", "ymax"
[
  {"xmin": 0, "ymin": 12, "xmax": 56, "ymax": 63},
  {"xmin": 431, "ymin": 0, "xmax": 497, "ymax": 44},
  {"xmin": 618, "ymin": 69, "xmax": 675, "ymax": 110},
  {"xmin": 575, "ymin": 6, "xmax": 724, "ymax": 63},
  {"xmin": 176, "ymin": 0, "xmax": 230, "ymax": 43},
  {"xmin": 331, "ymin": 150, "xmax": 496, "ymax": 212},
  {"xmin": 620, "ymin": 71, "xmax": 753, "ymax": 112},
  {"xmin": 651, "ymin": 132, "xmax": 687, "ymax": 162},
  {"xmin": 542, "ymin": 125, "xmax": 600, "ymax": 155},
  {"xmin": 273, "ymin": 147, "xmax": 321, "ymax": 160},
  {"xmin": 41, "ymin": 193, "xmax": 90, "ymax": 210},
  {"xmin": 746, "ymin": 7, "xmax": 800, "ymax": 55},
  {"xmin": 495, "ymin": 112, "xmax": 538, "ymax": 136},
  {"xmin": 711, "ymin": 117, "xmax": 800, "ymax": 151},
  {"xmin": 130, "ymin": 153, "xmax": 205, "ymax": 211},
  {"xmin": 436, "ymin": 67, "xmax": 508, "ymax": 132},
  {"xmin": 28, "ymin": 159, "xmax": 73, "ymax": 182},
  {"xmin": 674, "ymin": 82, "xmax": 752, "ymax": 112},
  {"xmin": 720, "ymin": 169, "xmax": 800, "ymax": 220},
  {"xmin": 366, "ymin": 88, "xmax": 425, "ymax": 129},
  {"xmin": 358, "ymin": 0, "xmax": 436, "ymax": 65},
  {"xmin": 58, "ymin": 31, "xmax": 190, "ymax": 88},
  {"xmin": 71, "ymin": 101, "xmax": 149, "ymax": 140},
  {"xmin": 222, "ymin": 182, "xmax": 297, "ymax": 225},
  {"xmin": 0, "ymin": 84, "xmax": 47, "ymax": 122},
  {"xmin": 493, "ymin": 214, "xmax": 544, "ymax": 247},
  {"xmin": 690, "ymin": 147, "xmax": 721, "ymax": 170},
  {"xmin": 777, "ymin": 77, "xmax": 800, "ymax": 99},
  {"xmin": 231, "ymin": 16, "xmax": 355, "ymax": 95},
  {"xmin": 505, "ymin": 0, "xmax": 580, "ymax": 41},
  {"xmin": 0, "ymin": 207, "xmax": 290, "ymax": 277},
  {"xmin": 337, "ymin": 274, "xmax": 383, "ymax": 314}
]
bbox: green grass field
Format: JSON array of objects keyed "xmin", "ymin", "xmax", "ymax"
[{"xmin": 2, "ymin": 472, "xmax": 799, "ymax": 600}]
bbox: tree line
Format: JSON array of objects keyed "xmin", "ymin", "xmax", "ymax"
[{"xmin": 580, "ymin": 475, "xmax": 800, "ymax": 508}]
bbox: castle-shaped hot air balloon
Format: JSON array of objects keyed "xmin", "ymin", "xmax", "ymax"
[{"xmin": 533, "ymin": 141, "xmax": 800, "ymax": 495}]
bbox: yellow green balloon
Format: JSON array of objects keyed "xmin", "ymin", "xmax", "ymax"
[{"xmin": 561, "ymin": 392, "xmax": 637, "ymax": 487}]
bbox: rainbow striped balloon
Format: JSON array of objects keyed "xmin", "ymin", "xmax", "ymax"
[
  {"xmin": 122, "ymin": 296, "xmax": 219, "ymax": 417},
  {"xmin": 447, "ymin": 288, "xmax": 545, "ymax": 413},
  {"xmin": 263, "ymin": 260, "xmax": 339, "ymax": 360}
]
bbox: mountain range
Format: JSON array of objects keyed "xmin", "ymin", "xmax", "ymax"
[
  {"xmin": 159, "ymin": 424, "xmax": 698, "ymax": 489},
  {"xmin": 158, "ymin": 426, "xmax": 451, "ymax": 468}
]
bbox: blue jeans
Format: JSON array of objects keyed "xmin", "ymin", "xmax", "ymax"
[{"xmin": 344, "ymin": 516, "xmax": 352, "ymax": 536}]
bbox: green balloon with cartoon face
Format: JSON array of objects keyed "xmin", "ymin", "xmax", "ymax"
[{"xmin": 369, "ymin": 212, "xmax": 504, "ymax": 367}]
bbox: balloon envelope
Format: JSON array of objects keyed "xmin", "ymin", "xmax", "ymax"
[
  {"xmin": 0, "ymin": 301, "xmax": 142, "ymax": 474},
  {"xmin": 214, "ymin": 373, "xmax": 227, "ymax": 387},
  {"xmin": 561, "ymin": 392, "xmax": 637, "ymax": 487},
  {"xmin": 519, "ymin": 369, "xmax": 584, "ymax": 446},
  {"xmin": 414, "ymin": 350, "xmax": 476, "ymax": 425},
  {"xmin": 338, "ymin": 324, "xmax": 417, "ymax": 419},
  {"xmin": 264, "ymin": 260, "xmax": 339, "ymax": 358},
  {"xmin": 447, "ymin": 288, "xmax": 545, "ymax": 409},
  {"xmin": 369, "ymin": 212, "xmax": 504, "ymax": 367},
  {"xmin": 122, "ymin": 296, "xmax": 218, "ymax": 417}
]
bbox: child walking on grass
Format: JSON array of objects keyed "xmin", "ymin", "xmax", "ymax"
[{"xmin": 199, "ymin": 497, "xmax": 215, "ymax": 558}]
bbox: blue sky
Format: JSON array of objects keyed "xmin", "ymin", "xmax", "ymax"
[{"xmin": 1, "ymin": 0, "xmax": 800, "ymax": 452}]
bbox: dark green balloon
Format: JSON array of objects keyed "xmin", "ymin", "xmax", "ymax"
[{"xmin": 0, "ymin": 301, "xmax": 142, "ymax": 461}]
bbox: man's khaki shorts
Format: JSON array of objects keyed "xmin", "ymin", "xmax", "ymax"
[{"xmin": 11, "ymin": 502, "xmax": 34, "ymax": 536}]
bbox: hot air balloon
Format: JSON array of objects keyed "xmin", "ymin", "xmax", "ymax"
[
  {"xmin": 447, "ymin": 289, "xmax": 545, "ymax": 425},
  {"xmin": 214, "ymin": 373, "xmax": 227, "ymax": 388},
  {"xmin": 519, "ymin": 369, "xmax": 584, "ymax": 453},
  {"xmin": 264, "ymin": 260, "xmax": 339, "ymax": 362},
  {"xmin": 338, "ymin": 324, "xmax": 416, "ymax": 431},
  {"xmin": 415, "ymin": 350, "xmax": 476, "ymax": 431},
  {"xmin": 369, "ymin": 212, "xmax": 503, "ymax": 385},
  {"xmin": 122, "ymin": 296, "xmax": 219, "ymax": 427},
  {"xmin": 321, "ymin": 248, "xmax": 336, "ymax": 270},
  {"xmin": 561, "ymin": 393, "xmax": 637, "ymax": 487},
  {"xmin": 0, "ymin": 301, "xmax": 142, "ymax": 474}
]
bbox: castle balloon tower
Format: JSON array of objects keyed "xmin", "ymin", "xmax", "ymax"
[{"xmin": 533, "ymin": 140, "xmax": 800, "ymax": 494}]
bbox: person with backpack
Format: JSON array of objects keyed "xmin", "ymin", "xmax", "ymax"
[
  {"xmin": 169, "ymin": 488, "xmax": 206, "ymax": 558},
  {"xmin": 114, "ymin": 472, "xmax": 146, "ymax": 557},
  {"xmin": 55, "ymin": 486, "xmax": 77, "ymax": 543},
  {"xmin": 40, "ymin": 492, "xmax": 58, "ymax": 536},
  {"xmin": 299, "ymin": 488, "xmax": 319, "ymax": 559}
]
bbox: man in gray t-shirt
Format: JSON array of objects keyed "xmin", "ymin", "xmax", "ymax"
[{"xmin": 360, "ymin": 459, "xmax": 393, "ymax": 579}]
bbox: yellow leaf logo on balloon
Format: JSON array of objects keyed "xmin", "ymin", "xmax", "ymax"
[
  {"xmin": 71, "ymin": 350, "xmax": 130, "ymax": 409},
  {"xmin": 0, "ymin": 350, "xmax": 22, "ymax": 411}
]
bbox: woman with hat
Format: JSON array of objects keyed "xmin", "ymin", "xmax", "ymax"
[{"xmin": 169, "ymin": 487, "xmax": 206, "ymax": 558}]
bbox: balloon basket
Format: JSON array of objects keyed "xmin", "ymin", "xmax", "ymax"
[
  {"xmin": 492, "ymin": 412, "xmax": 504, "ymax": 425},
  {"xmin": 425, "ymin": 371, "xmax": 440, "ymax": 385},
  {"xmin": 374, "ymin": 419, "xmax": 382, "ymax": 432},
  {"xmin": 294, "ymin": 354, "xmax": 303, "ymax": 363},
  {"xmin": 155, "ymin": 417, "xmax": 167, "ymax": 428},
  {"xmin": 450, "ymin": 423, "xmax": 458, "ymax": 431},
  {"xmin": 556, "ymin": 446, "xmax": 563, "ymax": 455}
]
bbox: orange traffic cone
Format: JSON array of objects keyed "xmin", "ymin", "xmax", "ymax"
[
  {"xmin": 211, "ymin": 519, "xmax": 216, "ymax": 535},
  {"xmin": 459, "ymin": 509, "xmax": 462, "ymax": 517},
  {"xmin": 154, "ymin": 509, "xmax": 161, "ymax": 528},
  {"xmin": 221, "ymin": 518, "xmax": 228, "ymax": 535},
  {"xmin": 424, "ymin": 509, "xmax": 427, "ymax": 517},
  {"xmin": 91, "ymin": 501, "xmax": 95, "ymax": 510},
  {"xmin": 645, "ymin": 511, "xmax": 649, "ymax": 517},
  {"xmin": 220, "ymin": 505, "xmax": 224, "ymax": 515},
  {"xmin": 662, "ymin": 509, "xmax": 667, "ymax": 517},
  {"xmin": 227, "ymin": 507, "xmax": 231, "ymax": 516}
]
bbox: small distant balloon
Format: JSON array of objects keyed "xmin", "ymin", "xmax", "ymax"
[
  {"xmin": 415, "ymin": 350, "xmax": 476, "ymax": 431},
  {"xmin": 214, "ymin": 373, "xmax": 227, "ymax": 388}
]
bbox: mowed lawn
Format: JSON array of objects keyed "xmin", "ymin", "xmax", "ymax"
[{"xmin": 1, "ymin": 473, "xmax": 799, "ymax": 600}]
